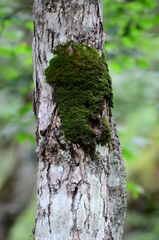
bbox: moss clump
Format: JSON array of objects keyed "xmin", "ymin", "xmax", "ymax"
[
  {"xmin": 97, "ymin": 117, "xmax": 112, "ymax": 148},
  {"xmin": 45, "ymin": 42, "xmax": 113, "ymax": 155}
]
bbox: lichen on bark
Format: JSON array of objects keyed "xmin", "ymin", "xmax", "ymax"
[{"xmin": 45, "ymin": 42, "xmax": 113, "ymax": 155}]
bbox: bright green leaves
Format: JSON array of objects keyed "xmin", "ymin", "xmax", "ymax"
[
  {"xmin": 45, "ymin": 42, "xmax": 113, "ymax": 155},
  {"xmin": 103, "ymin": 0, "xmax": 159, "ymax": 71},
  {"xmin": 0, "ymin": 3, "xmax": 34, "ymax": 146}
]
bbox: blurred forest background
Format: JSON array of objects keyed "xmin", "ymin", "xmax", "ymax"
[{"xmin": 0, "ymin": 0, "xmax": 159, "ymax": 239}]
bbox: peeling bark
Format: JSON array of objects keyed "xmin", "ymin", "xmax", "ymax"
[{"xmin": 32, "ymin": 0, "xmax": 127, "ymax": 239}]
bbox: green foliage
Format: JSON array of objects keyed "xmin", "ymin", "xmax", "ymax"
[
  {"xmin": 45, "ymin": 42, "xmax": 113, "ymax": 155},
  {"xmin": 103, "ymin": 0, "xmax": 159, "ymax": 71},
  {"xmin": 0, "ymin": 1, "xmax": 34, "ymax": 147},
  {"xmin": 127, "ymin": 181, "xmax": 144, "ymax": 199}
]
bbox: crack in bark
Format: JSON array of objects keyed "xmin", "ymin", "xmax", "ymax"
[
  {"xmin": 46, "ymin": 161, "xmax": 52, "ymax": 234},
  {"xmin": 69, "ymin": 175, "xmax": 83, "ymax": 238},
  {"xmin": 84, "ymin": 202, "xmax": 90, "ymax": 230},
  {"xmin": 82, "ymin": 1, "xmax": 85, "ymax": 23}
]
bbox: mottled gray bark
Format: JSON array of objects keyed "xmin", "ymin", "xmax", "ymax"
[{"xmin": 32, "ymin": 0, "xmax": 127, "ymax": 239}]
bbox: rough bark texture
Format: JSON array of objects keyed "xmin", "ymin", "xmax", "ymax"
[{"xmin": 32, "ymin": 0, "xmax": 127, "ymax": 239}]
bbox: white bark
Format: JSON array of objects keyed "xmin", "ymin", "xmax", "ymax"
[{"xmin": 32, "ymin": 1, "xmax": 127, "ymax": 239}]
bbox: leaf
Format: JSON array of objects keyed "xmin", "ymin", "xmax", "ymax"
[
  {"xmin": 15, "ymin": 132, "xmax": 35, "ymax": 145},
  {"xmin": 127, "ymin": 181, "xmax": 144, "ymax": 199}
]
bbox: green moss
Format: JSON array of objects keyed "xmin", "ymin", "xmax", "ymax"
[
  {"xmin": 45, "ymin": 42, "xmax": 113, "ymax": 155},
  {"xmin": 97, "ymin": 117, "xmax": 112, "ymax": 148}
]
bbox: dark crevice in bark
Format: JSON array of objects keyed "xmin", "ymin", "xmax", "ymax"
[
  {"xmin": 47, "ymin": 161, "xmax": 52, "ymax": 234},
  {"xmin": 108, "ymin": 224, "xmax": 114, "ymax": 240},
  {"xmin": 84, "ymin": 202, "xmax": 90, "ymax": 229},
  {"xmin": 43, "ymin": 49, "xmax": 47, "ymax": 62},
  {"xmin": 33, "ymin": 89, "xmax": 36, "ymax": 116},
  {"xmin": 70, "ymin": 178, "xmax": 83, "ymax": 238},
  {"xmin": 62, "ymin": 0, "xmax": 65, "ymax": 14},
  {"xmin": 72, "ymin": 186, "xmax": 78, "ymax": 198},
  {"xmin": 51, "ymin": 32, "xmax": 54, "ymax": 49},
  {"xmin": 82, "ymin": 2, "xmax": 85, "ymax": 23}
]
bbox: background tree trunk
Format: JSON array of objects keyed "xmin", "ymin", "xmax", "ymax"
[
  {"xmin": 32, "ymin": 0, "xmax": 127, "ymax": 239},
  {"xmin": 0, "ymin": 144, "xmax": 36, "ymax": 240}
]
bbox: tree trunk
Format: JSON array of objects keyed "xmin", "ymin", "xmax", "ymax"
[{"xmin": 32, "ymin": 1, "xmax": 127, "ymax": 239}]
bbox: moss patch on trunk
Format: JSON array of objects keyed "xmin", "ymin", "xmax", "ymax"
[{"xmin": 45, "ymin": 42, "xmax": 113, "ymax": 155}]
